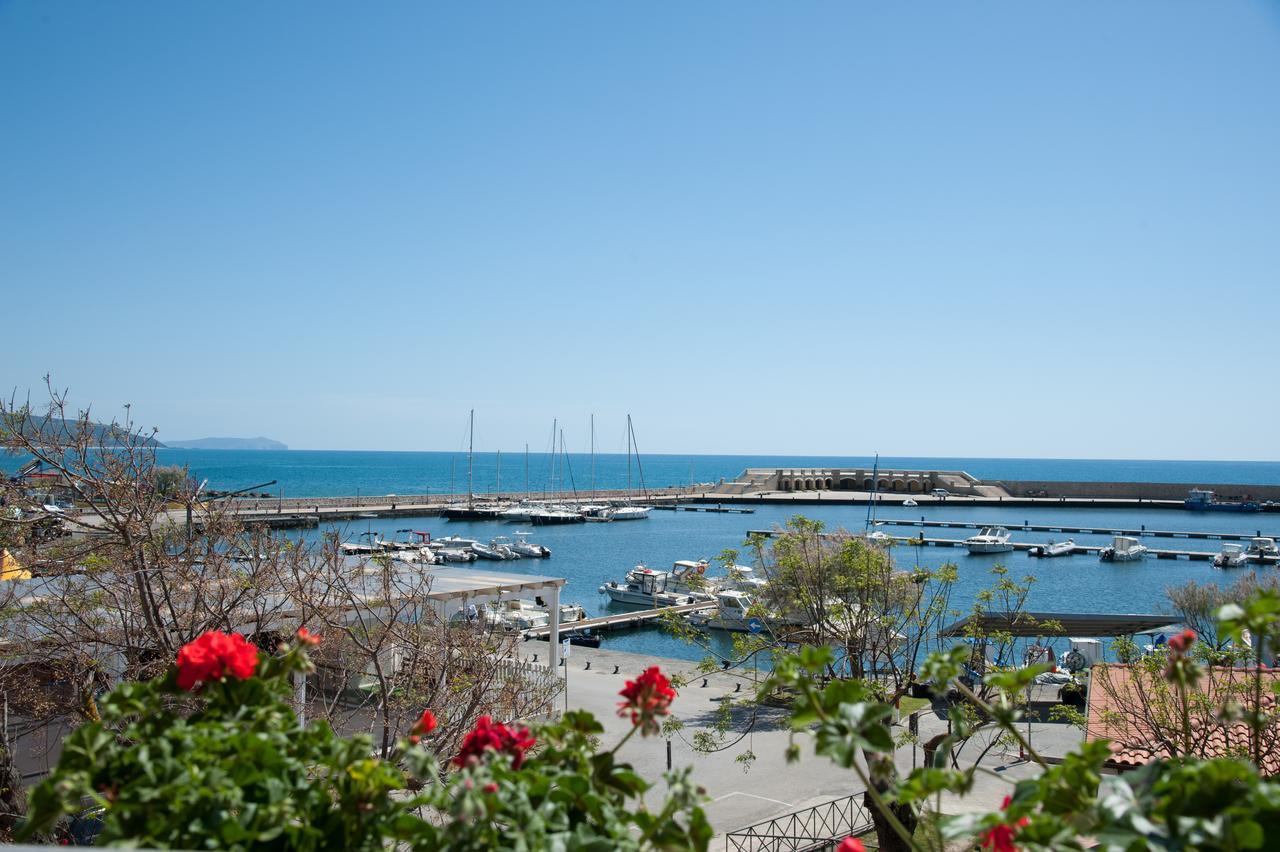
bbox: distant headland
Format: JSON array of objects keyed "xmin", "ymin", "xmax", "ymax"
[{"xmin": 166, "ymin": 437, "xmax": 288, "ymax": 451}]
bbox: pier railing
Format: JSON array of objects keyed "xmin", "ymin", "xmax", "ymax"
[{"xmin": 724, "ymin": 793, "xmax": 872, "ymax": 852}]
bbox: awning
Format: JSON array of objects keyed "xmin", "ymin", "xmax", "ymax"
[{"xmin": 940, "ymin": 611, "xmax": 1179, "ymax": 638}]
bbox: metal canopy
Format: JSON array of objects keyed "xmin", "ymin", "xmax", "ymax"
[{"xmin": 941, "ymin": 611, "xmax": 1179, "ymax": 638}]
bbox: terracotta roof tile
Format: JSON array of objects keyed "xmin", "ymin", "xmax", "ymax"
[{"xmin": 1086, "ymin": 663, "xmax": 1280, "ymax": 775}]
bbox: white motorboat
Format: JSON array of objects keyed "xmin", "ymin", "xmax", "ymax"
[
  {"xmin": 509, "ymin": 532, "xmax": 551, "ymax": 558},
  {"xmin": 902, "ymin": 498, "xmax": 918, "ymax": 508},
  {"xmin": 1213, "ymin": 543, "xmax": 1248, "ymax": 569},
  {"xmin": 686, "ymin": 590, "xmax": 803, "ymax": 633},
  {"xmin": 668, "ymin": 560, "xmax": 718, "ymax": 600},
  {"xmin": 433, "ymin": 547, "xmax": 477, "ymax": 563},
  {"xmin": 610, "ymin": 505, "xmax": 651, "ymax": 521},
  {"xmin": 965, "ymin": 526, "xmax": 1013, "ymax": 554},
  {"xmin": 1029, "ymin": 539, "xmax": 1075, "ymax": 558},
  {"xmin": 866, "ymin": 528, "xmax": 893, "ymax": 545},
  {"xmin": 598, "ymin": 566, "xmax": 694, "ymax": 607},
  {"xmin": 723, "ymin": 564, "xmax": 768, "ymax": 592},
  {"xmin": 500, "ymin": 503, "xmax": 534, "ymax": 523},
  {"xmin": 1246, "ymin": 537, "xmax": 1279, "ymax": 561},
  {"xmin": 488, "ymin": 536, "xmax": 521, "ymax": 559},
  {"xmin": 470, "ymin": 541, "xmax": 508, "ymax": 561},
  {"xmin": 1100, "ymin": 536, "xmax": 1147, "ymax": 562}
]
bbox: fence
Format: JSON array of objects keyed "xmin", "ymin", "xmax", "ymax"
[{"xmin": 724, "ymin": 793, "xmax": 872, "ymax": 852}]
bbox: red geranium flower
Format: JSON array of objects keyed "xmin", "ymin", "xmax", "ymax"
[
  {"xmin": 1167, "ymin": 629, "xmax": 1196, "ymax": 656},
  {"xmin": 617, "ymin": 666, "xmax": 677, "ymax": 736},
  {"xmin": 175, "ymin": 630, "xmax": 259, "ymax": 691},
  {"xmin": 453, "ymin": 715, "xmax": 536, "ymax": 769},
  {"xmin": 836, "ymin": 838, "xmax": 865, "ymax": 852},
  {"xmin": 411, "ymin": 709, "xmax": 437, "ymax": 737},
  {"xmin": 296, "ymin": 627, "xmax": 321, "ymax": 646},
  {"xmin": 981, "ymin": 796, "xmax": 1030, "ymax": 852}
]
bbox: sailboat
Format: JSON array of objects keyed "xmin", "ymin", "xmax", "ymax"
[
  {"xmin": 529, "ymin": 427, "xmax": 585, "ymax": 525},
  {"xmin": 611, "ymin": 414, "xmax": 651, "ymax": 521},
  {"xmin": 864, "ymin": 454, "xmax": 891, "ymax": 545},
  {"xmin": 443, "ymin": 410, "xmax": 504, "ymax": 520}
]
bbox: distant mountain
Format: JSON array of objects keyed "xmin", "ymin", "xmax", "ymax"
[
  {"xmin": 12, "ymin": 416, "xmax": 166, "ymax": 448},
  {"xmin": 166, "ymin": 437, "xmax": 288, "ymax": 451}
]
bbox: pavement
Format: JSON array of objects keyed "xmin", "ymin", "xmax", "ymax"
[{"xmin": 518, "ymin": 641, "xmax": 1085, "ymax": 842}]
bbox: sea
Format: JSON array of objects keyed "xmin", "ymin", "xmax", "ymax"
[{"xmin": 9, "ymin": 450, "xmax": 1280, "ymax": 663}]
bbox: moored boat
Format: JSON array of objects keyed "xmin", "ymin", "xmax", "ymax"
[
  {"xmin": 509, "ymin": 532, "xmax": 551, "ymax": 558},
  {"xmin": 1184, "ymin": 489, "xmax": 1262, "ymax": 513},
  {"xmin": 598, "ymin": 566, "xmax": 694, "ymax": 607},
  {"xmin": 1213, "ymin": 543, "xmax": 1248, "ymax": 569},
  {"xmin": 1246, "ymin": 537, "xmax": 1279, "ymax": 561},
  {"xmin": 965, "ymin": 526, "xmax": 1013, "ymax": 554},
  {"xmin": 1029, "ymin": 539, "xmax": 1075, "ymax": 558},
  {"xmin": 1100, "ymin": 535, "xmax": 1147, "ymax": 562}
]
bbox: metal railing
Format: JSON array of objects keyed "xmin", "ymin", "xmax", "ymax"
[{"xmin": 725, "ymin": 793, "xmax": 872, "ymax": 852}]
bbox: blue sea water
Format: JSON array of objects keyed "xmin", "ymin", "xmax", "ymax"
[
  {"xmin": 295, "ymin": 501, "xmax": 1280, "ymax": 664},
  {"xmin": 8, "ymin": 448, "xmax": 1280, "ymax": 663},
  {"xmin": 145, "ymin": 450, "xmax": 1280, "ymax": 498}
]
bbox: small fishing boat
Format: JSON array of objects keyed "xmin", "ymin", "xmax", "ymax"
[
  {"xmin": 509, "ymin": 532, "xmax": 551, "ymax": 558},
  {"xmin": 965, "ymin": 526, "xmax": 1013, "ymax": 554},
  {"xmin": 470, "ymin": 541, "xmax": 508, "ymax": 561},
  {"xmin": 723, "ymin": 564, "xmax": 768, "ymax": 592},
  {"xmin": 340, "ymin": 532, "xmax": 385, "ymax": 555},
  {"xmin": 1029, "ymin": 539, "xmax": 1075, "ymax": 558},
  {"xmin": 534, "ymin": 630, "xmax": 602, "ymax": 648},
  {"xmin": 1213, "ymin": 543, "xmax": 1248, "ymax": 569},
  {"xmin": 1184, "ymin": 489, "xmax": 1262, "ymax": 513},
  {"xmin": 686, "ymin": 590, "xmax": 803, "ymax": 633},
  {"xmin": 488, "ymin": 536, "xmax": 521, "ymax": 559},
  {"xmin": 598, "ymin": 566, "xmax": 694, "ymax": 607},
  {"xmin": 1100, "ymin": 536, "xmax": 1147, "ymax": 562},
  {"xmin": 668, "ymin": 560, "xmax": 718, "ymax": 600},
  {"xmin": 902, "ymin": 498, "xmax": 918, "ymax": 508}
]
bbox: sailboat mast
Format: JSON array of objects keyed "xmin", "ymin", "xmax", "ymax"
[
  {"xmin": 525, "ymin": 443, "xmax": 529, "ymax": 500},
  {"xmin": 467, "ymin": 409, "xmax": 475, "ymax": 508},
  {"xmin": 626, "ymin": 414, "xmax": 633, "ymax": 498},
  {"xmin": 590, "ymin": 413, "xmax": 596, "ymax": 500},
  {"xmin": 865, "ymin": 453, "xmax": 880, "ymax": 531},
  {"xmin": 496, "ymin": 450, "xmax": 501, "ymax": 497}
]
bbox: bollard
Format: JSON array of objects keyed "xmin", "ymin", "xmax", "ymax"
[
  {"xmin": 532, "ymin": 653, "xmax": 538, "ymax": 662},
  {"xmin": 666, "ymin": 738, "xmax": 673, "ymax": 770},
  {"xmin": 613, "ymin": 665, "xmax": 620, "ymax": 674},
  {"xmin": 701, "ymin": 678, "xmax": 708, "ymax": 688},
  {"xmin": 584, "ymin": 661, "xmax": 591, "ymax": 670},
  {"xmin": 558, "ymin": 658, "xmax": 565, "ymax": 667},
  {"xmin": 734, "ymin": 682, "xmax": 741, "ymax": 693}
]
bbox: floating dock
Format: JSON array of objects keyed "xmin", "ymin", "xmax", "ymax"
[
  {"xmin": 650, "ymin": 504, "xmax": 756, "ymax": 514},
  {"xmin": 523, "ymin": 600, "xmax": 715, "ymax": 639},
  {"xmin": 868, "ymin": 518, "xmax": 1277, "ymax": 541},
  {"xmin": 746, "ymin": 530, "xmax": 1279, "ymax": 564}
]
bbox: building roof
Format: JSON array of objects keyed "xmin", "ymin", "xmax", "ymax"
[
  {"xmin": 411, "ymin": 564, "xmax": 565, "ymax": 601},
  {"xmin": 1086, "ymin": 663, "xmax": 1280, "ymax": 775},
  {"xmin": 941, "ymin": 612, "xmax": 1179, "ymax": 638}
]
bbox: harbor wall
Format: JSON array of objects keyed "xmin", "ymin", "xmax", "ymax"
[{"xmin": 994, "ymin": 480, "xmax": 1280, "ymax": 502}]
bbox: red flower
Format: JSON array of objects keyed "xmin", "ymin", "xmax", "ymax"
[
  {"xmin": 483, "ymin": 782, "xmax": 498, "ymax": 794},
  {"xmin": 175, "ymin": 630, "xmax": 259, "ymax": 691},
  {"xmin": 617, "ymin": 666, "xmax": 677, "ymax": 736},
  {"xmin": 453, "ymin": 715, "xmax": 536, "ymax": 770},
  {"xmin": 296, "ymin": 627, "xmax": 321, "ymax": 646},
  {"xmin": 411, "ymin": 709, "xmax": 437, "ymax": 737},
  {"xmin": 1167, "ymin": 629, "xmax": 1196, "ymax": 656},
  {"xmin": 837, "ymin": 838, "xmax": 865, "ymax": 852},
  {"xmin": 981, "ymin": 796, "xmax": 1029, "ymax": 852}
]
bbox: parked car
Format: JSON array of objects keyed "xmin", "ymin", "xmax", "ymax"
[{"xmin": 931, "ymin": 488, "xmax": 950, "ymax": 498}]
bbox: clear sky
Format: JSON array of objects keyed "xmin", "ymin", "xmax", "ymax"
[{"xmin": 3, "ymin": 1, "xmax": 1279, "ymax": 458}]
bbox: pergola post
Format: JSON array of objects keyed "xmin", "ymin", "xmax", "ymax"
[{"xmin": 548, "ymin": 583, "xmax": 561, "ymax": 672}]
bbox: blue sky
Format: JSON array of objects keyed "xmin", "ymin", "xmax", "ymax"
[{"xmin": 3, "ymin": 2, "xmax": 1279, "ymax": 458}]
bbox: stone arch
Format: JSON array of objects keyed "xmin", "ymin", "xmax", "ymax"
[
  {"xmin": 839, "ymin": 478, "xmax": 856, "ymax": 490},
  {"xmin": 877, "ymin": 479, "xmax": 889, "ymax": 491},
  {"xmin": 892, "ymin": 479, "xmax": 905, "ymax": 492},
  {"xmin": 907, "ymin": 480, "xmax": 923, "ymax": 493},
  {"xmin": 863, "ymin": 478, "xmax": 873, "ymax": 491},
  {"xmin": 825, "ymin": 478, "xmax": 833, "ymax": 489},
  {"xmin": 804, "ymin": 479, "xmax": 814, "ymax": 491},
  {"xmin": 781, "ymin": 480, "xmax": 792, "ymax": 492}
]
